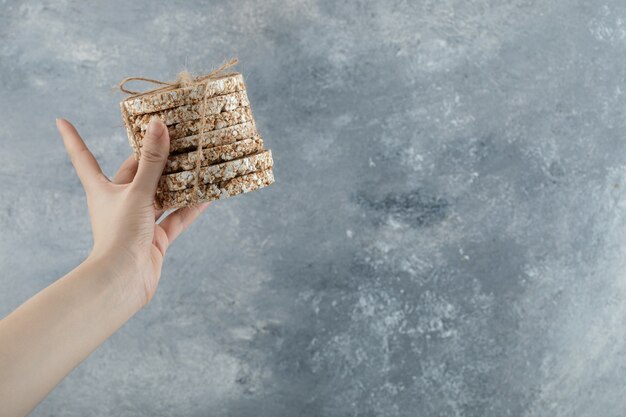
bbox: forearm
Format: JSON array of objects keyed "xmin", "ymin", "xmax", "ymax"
[{"xmin": 0, "ymin": 255, "xmax": 142, "ymax": 417}]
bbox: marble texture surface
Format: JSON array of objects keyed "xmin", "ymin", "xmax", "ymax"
[{"xmin": 1, "ymin": 0, "xmax": 626, "ymax": 416}]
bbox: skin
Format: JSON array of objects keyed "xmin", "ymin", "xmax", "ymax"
[{"xmin": 0, "ymin": 117, "xmax": 209, "ymax": 416}]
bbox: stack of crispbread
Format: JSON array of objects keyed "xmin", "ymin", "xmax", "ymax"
[{"xmin": 120, "ymin": 72, "xmax": 274, "ymax": 210}]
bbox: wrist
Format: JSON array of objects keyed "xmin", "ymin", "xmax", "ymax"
[{"xmin": 83, "ymin": 250, "xmax": 146, "ymax": 313}]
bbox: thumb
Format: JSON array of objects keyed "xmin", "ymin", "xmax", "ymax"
[{"xmin": 132, "ymin": 116, "xmax": 169, "ymax": 196}]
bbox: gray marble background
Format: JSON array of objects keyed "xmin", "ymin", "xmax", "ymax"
[{"xmin": 1, "ymin": 0, "xmax": 626, "ymax": 416}]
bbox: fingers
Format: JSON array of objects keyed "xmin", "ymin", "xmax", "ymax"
[
  {"xmin": 155, "ymin": 209, "xmax": 166, "ymax": 222},
  {"xmin": 56, "ymin": 118, "xmax": 108, "ymax": 192},
  {"xmin": 159, "ymin": 202, "xmax": 210, "ymax": 245},
  {"xmin": 113, "ymin": 154, "xmax": 139, "ymax": 184},
  {"xmin": 152, "ymin": 224, "xmax": 169, "ymax": 257},
  {"xmin": 131, "ymin": 117, "xmax": 169, "ymax": 197}
]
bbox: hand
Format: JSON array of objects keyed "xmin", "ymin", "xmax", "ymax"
[{"xmin": 56, "ymin": 117, "xmax": 210, "ymax": 307}]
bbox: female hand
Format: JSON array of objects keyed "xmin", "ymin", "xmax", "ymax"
[{"xmin": 56, "ymin": 117, "xmax": 210, "ymax": 307}]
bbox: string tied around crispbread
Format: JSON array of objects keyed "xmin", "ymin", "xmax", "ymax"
[
  {"xmin": 116, "ymin": 58, "xmax": 239, "ymax": 98},
  {"xmin": 117, "ymin": 58, "xmax": 240, "ymax": 206}
]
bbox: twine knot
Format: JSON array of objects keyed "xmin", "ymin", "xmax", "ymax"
[
  {"xmin": 117, "ymin": 58, "xmax": 239, "ymax": 98},
  {"xmin": 176, "ymin": 70, "xmax": 195, "ymax": 88}
]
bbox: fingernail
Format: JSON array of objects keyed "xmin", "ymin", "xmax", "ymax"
[
  {"xmin": 147, "ymin": 116, "xmax": 163, "ymax": 136},
  {"xmin": 200, "ymin": 202, "xmax": 211, "ymax": 209}
]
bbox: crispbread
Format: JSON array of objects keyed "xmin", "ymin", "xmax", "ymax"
[
  {"xmin": 121, "ymin": 73, "xmax": 246, "ymax": 116},
  {"xmin": 164, "ymin": 135, "xmax": 264, "ymax": 174},
  {"xmin": 135, "ymin": 106, "xmax": 253, "ymax": 142},
  {"xmin": 155, "ymin": 168, "xmax": 275, "ymax": 210},
  {"xmin": 129, "ymin": 90, "xmax": 250, "ymax": 130},
  {"xmin": 140, "ymin": 121, "xmax": 257, "ymax": 154},
  {"xmin": 159, "ymin": 150, "xmax": 273, "ymax": 191},
  {"xmin": 119, "ymin": 67, "xmax": 274, "ymax": 209}
]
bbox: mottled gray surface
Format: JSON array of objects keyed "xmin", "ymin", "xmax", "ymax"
[{"xmin": 1, "ymin": 0, "xmax": 626, "ymax": 415}]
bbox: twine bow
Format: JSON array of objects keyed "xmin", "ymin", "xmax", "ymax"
[
  {"xmin": 117, "ymin": 58, "xmax": 239, "ymax": 98},
  {"xmin": 117, "ymin": 58, "xmax": 240, "ymax": 207}
]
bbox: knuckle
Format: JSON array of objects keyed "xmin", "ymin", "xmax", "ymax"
[{"xmin": 140, "ymin": 145, "xmax": 167, "ymax": 164}]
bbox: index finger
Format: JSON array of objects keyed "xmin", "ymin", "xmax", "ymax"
[{"xmin": 56, "ymin": 118, "xmax": 108, "ymax": 191}]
